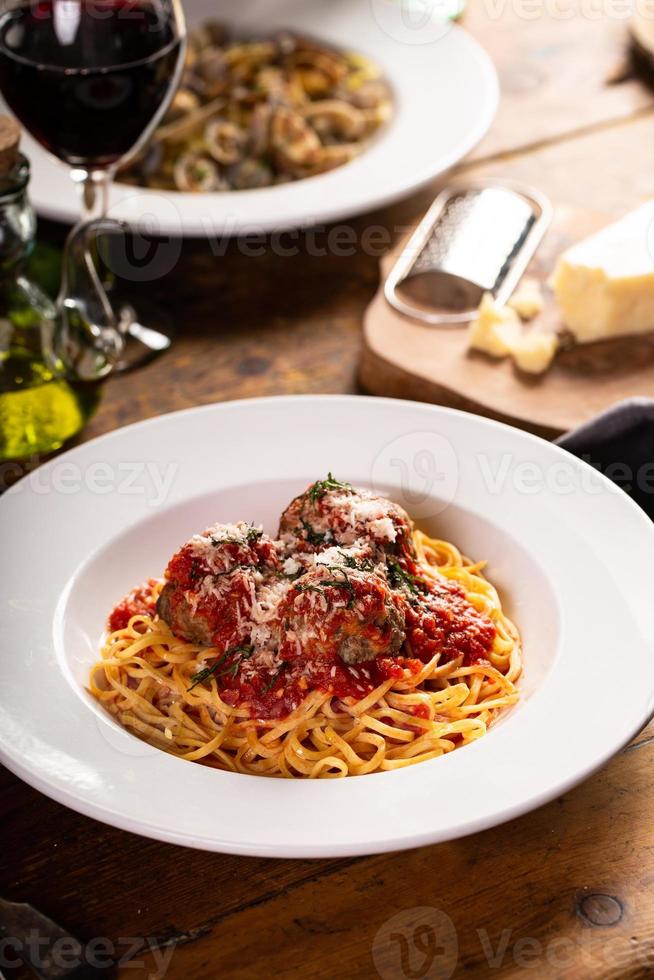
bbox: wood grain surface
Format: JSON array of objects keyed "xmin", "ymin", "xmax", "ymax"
[{"xmin": 2, "ymin": 5, "xmax": 654, "ymax": 980}]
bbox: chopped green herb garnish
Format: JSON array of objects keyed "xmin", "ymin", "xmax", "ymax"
[
  {"xmin": 262, "ymin": 661, "xmax": 288, "ymax": 693},
  {"xmin": 214, "ymin": 646, "xmax": 256, "ymax": 680},
  {"xmin": 338, "ymin": 549, "xmax": 374, "ymax": 572},
  {"xmin": 307, "ymin": 473, "xmax": 354, "ymax": 505},
  {"xmin": 294, "ymin": 582, "xmax": 323, "ymax": 597},
  {"xmin": 292, "ymin": 475, "xmax": 354, "ymax": 546},
  {"xmin": 387, "ymin": 560, "xmax": 422, "ymax": 596},
  {"xmin": 211, "ymin": 523, "xmax": 263, "ymax": 547},
  {"xmin": 211, "ymin": 561, "xmax": 262, "ymax": 579},
  {"xmin": 295, "ymin": 565, "xmax": 357, "ymax": 609},
  {"xmin": 188, "ymin": 644, "xmax": 254, "ymax": 691},
  {"xmin": 300, "ymin": 517, "xmax": 329, "ymax": 546}
]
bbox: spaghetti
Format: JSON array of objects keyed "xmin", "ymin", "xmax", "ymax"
[{"xmin": 89, "ymin": 482, "xmax": 521, "ymax": 778}]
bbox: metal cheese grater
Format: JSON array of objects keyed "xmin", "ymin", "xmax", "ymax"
[{"xmin": 384, "ymin": 180, "xmax": 552, "ymax": 325}]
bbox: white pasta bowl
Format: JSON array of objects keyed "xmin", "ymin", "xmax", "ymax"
[{"xmin": 1, "ymin": 395, "xmax": 653, "ymax": 856}]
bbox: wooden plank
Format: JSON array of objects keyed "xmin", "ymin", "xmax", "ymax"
[
  {"xmin": 465, "ymin": 111, "xmax": 654, "ymax": 210},
  {"xmin": 465, "ymin": 2, "xmax": 654, "ymax": 161},
  {"xmin": 0, "ymin": 766, "xmax": 355, "ymax": 960},
  {"xmin": 120, "ymin": 721, "xmax": 654, "ymax": 979}
]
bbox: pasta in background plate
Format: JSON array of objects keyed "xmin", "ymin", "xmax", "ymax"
[{"xmin": 119, "ymin": 23, "xmax": 393, "ymax": 192}]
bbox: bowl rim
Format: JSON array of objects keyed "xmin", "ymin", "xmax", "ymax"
[{"xmin": 2, "ymin": 394, "xmax": 653, "ymax": 857}]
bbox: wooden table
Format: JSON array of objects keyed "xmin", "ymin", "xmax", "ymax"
[{"xmin": 2, "ymin": 7, "xmax": 654, "ymax": 979}]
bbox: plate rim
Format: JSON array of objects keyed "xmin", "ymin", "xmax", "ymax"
[{"xmin": 2, "ymin": 394, "xmax": 654, "ymax": 857}]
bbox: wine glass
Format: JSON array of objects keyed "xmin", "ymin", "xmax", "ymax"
[{"xmin": 0, "ymin": 0, "xmax": 186, "ymax": 378}]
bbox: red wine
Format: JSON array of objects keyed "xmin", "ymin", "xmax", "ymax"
[{"xmin": 0, "ymin": 0, "xmax": 182, "ymax": 167}]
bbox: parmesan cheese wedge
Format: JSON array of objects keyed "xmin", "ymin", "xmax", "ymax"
[{"xmin": 552, "ymin": 201, "xmax": 654, "ymax": 343}]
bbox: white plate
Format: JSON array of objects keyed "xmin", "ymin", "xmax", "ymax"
[
  {"xmin": 2, "ymin": 396, "xmax": 654, "ymax": 857},
  {"xmin": 20, "ymin": 0, "xmax": 499, "ymax": 236}
]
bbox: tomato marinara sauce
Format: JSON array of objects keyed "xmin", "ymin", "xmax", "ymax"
[{"xmin": 107, "ymin": 581, "xmax": 159, "ymax": 633}]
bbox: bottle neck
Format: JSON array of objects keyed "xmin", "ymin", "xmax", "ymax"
[{"xmin": 0, "ymin": 155, "xmax": 35, "ymax": 273}]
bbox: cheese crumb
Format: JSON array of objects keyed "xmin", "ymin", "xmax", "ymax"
[
  {"xmin": 468, "ymin": 293, "xmax": 521, "ymax": 359},
  {"xmin": 315, "ymin": 546, "xmax": 347, "ymax": 566},
  {"xmin": 468, "ymin": 292, "xmax": 558, "ymax": 374},
  {"xmin": 511, "ymin": 331, "xmax": 559, "ymax": 375},
  {"xmin": 507, "ymin": 278, "xmax": 544, "ymax": 320},
  {"xmin": 283, "ymin": 557, "xmax": 300, "ymax": 576},
  {"xmin": 369, "ymin": 517, "xmax": 397, "ymax": 543}
]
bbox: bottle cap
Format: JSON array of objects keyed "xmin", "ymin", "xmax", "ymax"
[{"xmin": 0, "ymin": 116, "xmax": 21, "ymax": 176}]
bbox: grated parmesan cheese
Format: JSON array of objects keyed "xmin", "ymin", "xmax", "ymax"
[
  {"xmin": 283, "ymin": 556, "xmax": 301, "ymax": 576},
  {"xmin": 250, "ymin": 577, "xmax": 291, "ymax": 624},
  {"xmin": 186, "ymin": 522, "xmax": 265, "ymax": 574},
  {"xmin": 369, "ymin": 517, "xmax": 397, "ymax": 543},
  {"xmin": 250, "ymin": 622, "xmax": 273, "ymax": 648},
  {"xmin": 315, "ymin": 546, "xmax": 349, "ymax": 566},
  {"xmin": 329, "ymin": 492, "xmax": 402, "ymax": 544}
]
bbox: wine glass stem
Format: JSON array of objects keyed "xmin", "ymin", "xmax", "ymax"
[
  {"xmin": 55, "ymin": 166, "xmax": 124, "ymax": 380},
  {"xmin": 70, "ymin": 165, "xmax": 119, "ymax": 301},
  {"xmin": 71, "ymin": 166, "xmax": 114, "ymax": 222}
]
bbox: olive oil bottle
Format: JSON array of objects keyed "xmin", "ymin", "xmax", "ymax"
[
  {"xmin": 0, "ymin": 117, "xmax": 95, "ymax": 461},
  {"xmin": 0, "ymin": 348, "xmax": 91, "ymax": 459}
]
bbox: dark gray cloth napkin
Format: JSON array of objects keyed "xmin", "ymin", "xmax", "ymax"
[{"xmin": 556, "ymin": 397, "xmax": 654, "ymax": 520}]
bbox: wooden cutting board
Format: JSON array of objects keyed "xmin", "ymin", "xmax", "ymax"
[{"xmin": 359, "ymin": 204, "xmax": 654, "ymax": 438}]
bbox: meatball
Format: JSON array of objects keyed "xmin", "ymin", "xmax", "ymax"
[
  {"xmin": 157, "ymin": 521, "xmax": 281, "ymax": 649},
  {"xmin": 278, "ymin": 555, "xmax": 406, "ymax": 666},
  {"xmin": 278, "ymin": 476, "xmax": 415, "ymax": 557}
]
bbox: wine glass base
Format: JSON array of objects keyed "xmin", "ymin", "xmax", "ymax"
[{"xmin": 115, "ymin": 302, "xmax": 174, "ymax": 373}]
